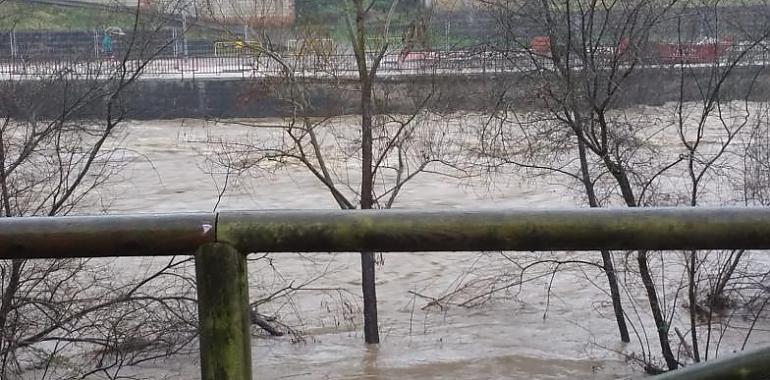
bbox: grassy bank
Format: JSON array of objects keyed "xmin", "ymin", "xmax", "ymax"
[{"xmin": 0, "ymin": 2, "xmax": 138, "ymax": 31}]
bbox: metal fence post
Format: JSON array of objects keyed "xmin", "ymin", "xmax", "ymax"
[
  {"xmin": 195, "ymin": 242, "xmax": 252, "ymax": 380},
  {"xmin": 172, "ymin": 27, "xmax": 178, "ymax": 57},
  {"xmin": 93, "ymin": 29, "xmax": 98, "ymax": 58},
  {"xmin": 10, "ymin": 30, "xmax": 16, "ymax": 59}
]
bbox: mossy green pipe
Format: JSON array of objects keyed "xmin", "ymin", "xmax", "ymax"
[
  {"xmin": 216, "ymin": 208, "xmax": 770, "ymax": 253},
  {"xmin": 1, "ymin": 208, "xmax": 770, "ymax": 258},
  {"xmin": 195, "ymin": 243, "xmax": 252, "ymax": 380},
  {"xmin": 653, "ymin": 345, "xmax": 770, "ymax": 380}
]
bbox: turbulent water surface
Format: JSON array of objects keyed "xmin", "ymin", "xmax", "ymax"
[{"xmin": 80, "ymin": 108, "xmax": 770, "ymax": 379}]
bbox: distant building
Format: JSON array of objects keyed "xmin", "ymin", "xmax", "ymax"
[
  {"xmin": 79, "ymin": 0, "xmax": 295, "ymax": 26},
  {"xmin": 199, "ymin": 0, "xmax": 294, "ymax": 26},
  {"xmin": 425, "ymin": 0, "xmax": 485, "ymax": 11}
]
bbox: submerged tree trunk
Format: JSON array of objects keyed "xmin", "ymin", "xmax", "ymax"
[
  {"xmin": 577, "ymin": 133, "xmax": 630, "ymax": 343},
  {"xmin": 639, "ymin": 250, "xmax": 679, "ymax": 370},
  {"xmin": 0, "ymin": 259, "xmax": 22, "ymax": 373},
  {"xmin": 609, "ymin": 158, "xmax": 678, "ymax": 369},
  {"xmin": 602, "ymin": 250, "xmax": 630, "ymax": 343},
  {"xmin": 353, "ymin": 0, "xmax": 380, "ymax": 344},
  {"xmin": 687, "ymin": 250, "xmax": 701, "ymax": 362},
  {"xmin": 359, "ymin": 251, "xmax": 379, "ymax": 343},
  {"xmin": 359, "ymin": 68, "xmax": 379, "ymax": 345}
]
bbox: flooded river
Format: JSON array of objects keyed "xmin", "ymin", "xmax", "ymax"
[{"xmin": 80, "ymin": 108, "xmax": 770, "ymax": 379}]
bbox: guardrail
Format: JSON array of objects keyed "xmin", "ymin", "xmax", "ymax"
[{"xmin": 1, "ymin": 208, "xmax": 770, "ymax": 379}]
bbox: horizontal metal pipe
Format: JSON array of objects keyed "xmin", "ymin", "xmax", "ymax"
[
  {"xmin": 0, "ymin": 213, "xmax": 216, "ymax": 259},
  {"xmin": 217, "ymin": 207, "xmax": 770, "ymax": 253},
  {"xmin": 653, "ymin": 345, "xmax": 770, "ymax": 380},
  {"xmin": 1, "ymin": 208, "xmax": 770, "ymax": 258}
]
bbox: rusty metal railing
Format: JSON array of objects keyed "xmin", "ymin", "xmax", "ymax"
[{"xmin": 1, "ymin": 208, "xmax": 770, "ymax": 379}]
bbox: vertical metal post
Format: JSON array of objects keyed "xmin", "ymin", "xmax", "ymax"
[
  {"xmin": 445, "ymin": 19, "xmax": 449, "ymax": 52},
  {"xmin": 195, "ymin": 243, "xmax": 252, "ymax": 380},
  {"xmin": 9, "ymin": 30, "xmax": 16, "ymax": 58},
  {"xmin": 182, "ymin": 13, "xmax": 188, "ymax": 57},
  {"xmin": 172, "ymin": 27, "xmax": 178, "ymax": 57}
]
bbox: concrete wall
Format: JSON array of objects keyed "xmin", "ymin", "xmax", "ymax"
[
  {"xmin": 120, "ymin": 66, "xmax": 770, "ymax": 120},
  {"xmin": 5, "ymin": 66, "xmax": 770, "ymax": 120}
]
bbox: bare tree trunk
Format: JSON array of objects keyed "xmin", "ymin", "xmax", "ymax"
[
  {"xmin": 602, "ymin": 250, "xmax": 630, "ymax": 342},
  {"xmin": 0, "ymin": 259, "xmax": 22, "ymax": 373},
  {"xmin": 601, "ymin": 149, "xmax": 677, "ymax": 363},
  {"xmin": 612, "ymin": 158, "xmax": 677, "ymax": 369},
  {"xmin": 359, "ymin": 251, "xmax": 379, "ymax": 344},
  {"xmin": 577, "ymin": 130, "xmax": 630, "ymax": 343},
  {"xmin": 687, "ymin": 250, "xmax": 701, "ymax": 362},
  {"xmin": 638, "ymin": 250, "xmax": 678, "ymax": 370},
  {"xmin": 353, "ymin": 0, "xmax": 380, "ymax": 344},
  {"xmin": 712, "ymin": 250, "xmax": 744, "ymax": 303},
  {"xmin": 360, "ymin": 82, "xmax": 380, "ymax": 342}
]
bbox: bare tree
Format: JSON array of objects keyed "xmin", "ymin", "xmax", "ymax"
[
  {"xmin": 475, "ymin": 0, "xmax": 679, "ymax": 350},
  {"xmin": 201, "ymin": 0, "xmax": 457, "ymax": 345},
  {"xmin": 460, "ymin": 0, "xmax": 770, "ymax": 373},
  {"xmin": 0, "ymin": 2, "xmax": 203, "ymax": 378}
]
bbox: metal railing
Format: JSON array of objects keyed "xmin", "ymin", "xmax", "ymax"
[
  {"xmin": 2, "ymin": 42, "xmax": 769, "ymax": 78},
  {"xmin": 0, "ymin": 51, "xmax": 513, "ymax": 77},
  {"xmin": 1, "ymin": 208, "xmax": 770, "ymax": 379}
]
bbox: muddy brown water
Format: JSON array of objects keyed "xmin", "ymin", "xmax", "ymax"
[{"xmin": 69, "ymin": 108, "xmax": 770, "ymax": 379}]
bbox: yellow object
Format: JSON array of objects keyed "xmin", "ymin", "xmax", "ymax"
[{"xmin": 214, "ymin": 41, "xmax": 261, "ymax": 56}]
